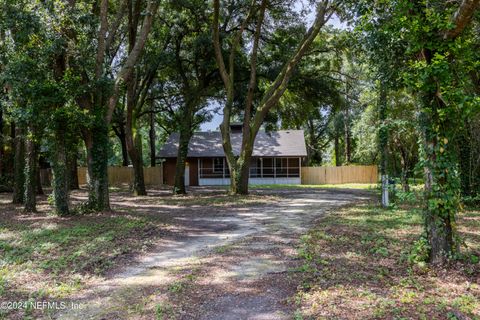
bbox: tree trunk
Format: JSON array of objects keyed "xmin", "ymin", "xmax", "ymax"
[
  {"xmin": 131, "ymin": 131, "xmax": 146, "ymax": 195},
  {"xmin": 306, "ymin": 120, "xmax": 321, "ymax": 166},
  {"xmin": 420, "ymin": 89, "xmax": 459, "ymax": 264},
  {"xmin": 12, "ymin": 125, "xmax": 25, "ymax": 204},
  {"xmin": 378, "ymin": 84, "xmax": 389, "ymax": 207},
  {"xmin": 149, "ymin": 106, "xmax": 156, "ymax": 167},
  {"xmin": 344, "ymin": 89, "xmax": 351, "ymax": 165},
  {"xmin": 230, "ymin": 155, "xmax": 251, "ymax": 195},
  {"xmin": 173, "ymin": 123, "xmax": 192, "ymax": 195},
  {"xmin": 85, "ymin": 123, "xmax": 110, "ymax": 211},
  {"xmin": 51, "ymin": 128, "xmax": 70, "ymax": 215},
  {"xmin": 125, "ymin": 132, "xmax": 147, "ymax": 196},
  {"xmin": 334, "ymin": 133, "xmax": 341, "ymax": 167},
  {"xmin": 24, "ymin": 126, "xmax": 37, "ymax": 213},
  {"xmin": 0, "ymin": 106, "xmax": 4, "ymax": 177},
  {"xmin": 67, "ymin": 151, "xmax": 79, "ymax": 190},
  {"xmin": 399, "ymin": 147, "xmax": 410, "ymax": 192},
  {"xmin": 125, "ymin": 83, "xmax": 146, "ymax": 196},
  {"xmin": 114, "ymin": 124, "xmax": 130, "ymax": 167},
  {"xmin": 36, "ymin": 165, "xmax": 44, "ymax": 195},
  {"xmin": 343, "ymin": 79, "xmax": 352, "ymax": 165},
  {"xmin": 227, "ymin": 127, "xmax": 254, "ymax": 195}
]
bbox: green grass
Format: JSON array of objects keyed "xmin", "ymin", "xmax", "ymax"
[
  {"xmin": 293, "ymin": 201, "xmax": 480, "ymax": 319},
  {"xmin": 155, "ymin": 302, "xmax": 175, "ymax": 320},
  {"xmin": 0, "ymin": 216, "xmax": 153, "ymax": 275},
  {"xmin": 0, "ymin": 212, "xmax": 165, "ymax": 311},
  {"xmin": 251, "ymin": 183, "xmax": 378, "ymax": 190},
  {"xmin": 156, "ymin": 193, "xmax": 279, "ymax": 206}
]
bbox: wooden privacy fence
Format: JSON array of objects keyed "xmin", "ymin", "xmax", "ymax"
[
  {"xmin": 76, "ymin": 166, "xmax": 163, "ymax": 186},
  {"xmin": 301, "ymin": 165, "xmax": 378, "ymax": 184}
]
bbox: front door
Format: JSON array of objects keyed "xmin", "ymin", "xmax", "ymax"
[{"xmin": 184, "ymin": 163, "xmax": 190, "ymax": 186}]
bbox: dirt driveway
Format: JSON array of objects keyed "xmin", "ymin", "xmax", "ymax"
[{"xmin": 54, "ymin": 187, "xmax": 374, "ymax": 320}]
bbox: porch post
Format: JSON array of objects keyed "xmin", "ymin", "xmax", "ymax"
[
  {"xmin": 287, "ymin": 158, "xmax": 289, "ymax": 178},
  {"xmin": 299, "ymin": 157, "xmax": 301, "ymax": 183},
  {"xmin": 260, "ymin": 158, "xmax": 263, "ymax": 179},
  {"xmin": 274, "ymin": 157, "xmax": 276, "ymax": 183},
  {"xmin": 198, "ymin": 158, "xmax": 200, "ymax": 184},
  {"xmin": 222, "ymin": 157, "xmax": 225, "ymax": 184}
]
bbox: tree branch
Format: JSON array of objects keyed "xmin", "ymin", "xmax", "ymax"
[
  {"xmin": 251, "ymin": 0, "xmax": 332, "ymax": 135},
  {"xmin": 442, "ymin": 0, "xmax": 480, "ymax": 39},
  {"xmin": 106, "ymin": 0, "xmax": 160, "ymax": 123}
]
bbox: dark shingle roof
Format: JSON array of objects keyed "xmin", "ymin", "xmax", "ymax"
[{"xmin": 158, "ymin": 130, "xmax": 307, "ymax": 158}]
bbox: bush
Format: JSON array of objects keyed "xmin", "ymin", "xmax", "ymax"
[{"xmin": 405, "ymin": 236, "xmax": 430, "ymax": 265}]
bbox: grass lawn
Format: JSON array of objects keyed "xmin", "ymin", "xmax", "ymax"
[
  {"xmin": 0, "ymin": 188, "xmax": 280, "ymax": 319},
  {"xmin": 252, "ymin": 183, "xmax": 379, "ymax": 190},
  {"xmin": 293, "ymin": 201, "xmax": 480, "ymax": 319},
  {"xmin": 0, "ymin": 193, "xmax": 169, "ymax": 320}
]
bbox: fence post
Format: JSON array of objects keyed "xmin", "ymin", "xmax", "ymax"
[{"xmin": 381, "ymin": 174, "xmax": 389, "ymax": 207}]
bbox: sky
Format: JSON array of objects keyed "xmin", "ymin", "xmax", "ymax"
[{"xmin": 200, "ymin": 3, "xmax": 347, "ymax": 132}]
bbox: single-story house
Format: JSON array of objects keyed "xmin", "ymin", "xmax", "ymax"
[{"xmin": 158, "ymin": 124, "xmax": 307, "ymax": 186}]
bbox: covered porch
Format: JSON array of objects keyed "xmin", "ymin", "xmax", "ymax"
[{"xmin": 197, "ymin": 157, "xmax": 302, "ymax": 185}]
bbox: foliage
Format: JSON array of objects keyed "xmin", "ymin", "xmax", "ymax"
[
  {"xmin": 350, "ymin": 0, "xmax": 480, "ymax": 263},
  {"xmin": 294, "ymin": 202, "xmax": 480, "ymax": 319}
]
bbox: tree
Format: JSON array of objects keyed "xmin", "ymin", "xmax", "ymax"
[
  {"xmin": 12, "ymin": 125, "xmax": 25, "ymax": 204},
  {"xmin": 111, "ymin": 106, "xmax": 130, "ymax": 167},
  {"xmin": 158, "ymin": 0, "xmax": 221, "ymax": 195},
  {"xmin": 353, "ymin": 87, "xmax": 419, "ymax": 192},
  {"xmin": 352, "ymin": 0, "xmax": 480, "ymax": 263},
  {"xmin": 212, "ymin": 0, "xmax": 336, "ymax": 194},
  {"xmin": 1, "ymin": 0, "xmax": 67, "ymax": 213},
  {"xmin": 69, "ymin": 0, "xmax": 160, "ymax": 209},
  {"xmin": 271, "ymin": 29, "xmax": 345, "ymax": 166}
]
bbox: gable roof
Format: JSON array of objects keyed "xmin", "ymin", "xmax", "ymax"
[{"xmin": 158, "ymin": 130, "xmax": 307, "ymax": 158}]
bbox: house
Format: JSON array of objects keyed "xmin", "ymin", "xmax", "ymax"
[{"xmin": 158, "ymin": 124, "xmax": 307, "ymax": 186}]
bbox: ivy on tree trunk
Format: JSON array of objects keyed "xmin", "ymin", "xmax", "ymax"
[
  {"xmin": 51, "ymin": 128, "xmax": 70, "ymax": 216},
  {"xmin": 419, "ymin": 88, "xmax": 461, "ymax": 264},
  {"xmin": 24, "ymin": 126, "xmax": 38, "ymax": 213},
  {"xmin": 86, "ymin": 121, "xmax": 110, "ymax": 211}
]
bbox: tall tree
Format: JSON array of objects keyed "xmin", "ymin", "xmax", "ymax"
[
  {"xmin": 212, "ymin": 0, "xmax": 335, "ymax": 194},
  {"xmin": 353, "ymin": 0, "xmax": 480, "ymax": 263},
  {"xmin": 12, "ymin": 125, "xmax": 25, "ymax": 204},
  {"xmin": 163, "ymin": 0, "xmax": 219, "ymax": 195},
  {"xmin": 112, "ymin": 106, "xmax": 130, "ymax": 167},
  {"xmin": 72, "ymin": 0, "xmax": 160, "ymax": 209}
]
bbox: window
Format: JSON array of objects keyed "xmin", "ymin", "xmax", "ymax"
[{"xmin": 213, "ymin": 158, "xmax": 223, "ymax": 173}]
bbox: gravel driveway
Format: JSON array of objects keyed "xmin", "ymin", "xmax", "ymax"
[{"xmin": 54, "ymin": 187, "xmax": 374, "ymax": 320}]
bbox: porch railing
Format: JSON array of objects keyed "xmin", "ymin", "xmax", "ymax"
[{"xmin": 198, "ymin": 164, "xmax": 301, "ymax": 179}]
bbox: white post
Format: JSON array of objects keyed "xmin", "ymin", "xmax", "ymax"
[{"xmin": 381, "ymin": 175, "xmax": 389, "ymax": 207}]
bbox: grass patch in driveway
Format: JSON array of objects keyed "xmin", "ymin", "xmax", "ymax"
[
  {"xmin": 293, "ymin": 203, "xmax": 480, "ymax": 319},
  {"xmin": 153, "ymin": 192, "xmax": 280, "ymax": 207}
]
